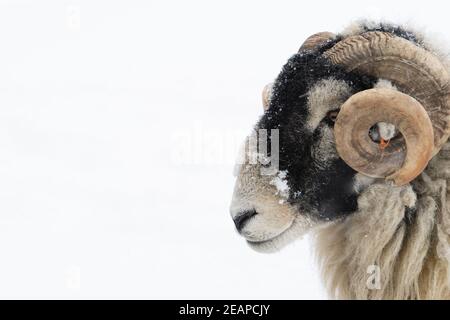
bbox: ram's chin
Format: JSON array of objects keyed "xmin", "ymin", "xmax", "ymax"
[{"xmin": 246, "ymin": 215, "xmax": 317, "ymax": 253}]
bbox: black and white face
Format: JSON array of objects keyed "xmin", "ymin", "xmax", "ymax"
[{"xmin": 230, "ymin": 52, "xmax": 382, "ymax": 252}]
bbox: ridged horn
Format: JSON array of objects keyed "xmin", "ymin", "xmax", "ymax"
[
  {"xmin": 325, "ymin": 31, "xmax": 450, "ymax": 185},
  {"xmin": 335, "ymin": 88, "xmax": 434, "ymax": 186}
]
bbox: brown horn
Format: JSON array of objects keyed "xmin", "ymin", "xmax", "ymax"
[
  {"xmin": 324, "ymin": 31, "xmax": 450, "ymax": 185},
  {"xmin": 299, "ymin": 32, "xmax": 335, "ymax": 51},
  {"xmin": 334, "ymin": 88, "xmax": 434, "ymax": 186}
]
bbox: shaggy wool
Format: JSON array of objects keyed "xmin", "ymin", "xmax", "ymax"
[{"xmin": 313, "ymin": 141, "xmax": 450, "ymax": 299}]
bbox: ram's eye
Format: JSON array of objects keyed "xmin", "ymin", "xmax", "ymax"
[{"xmin": 326, "ymin": 110, "xmax": 339, "ymax": 122}]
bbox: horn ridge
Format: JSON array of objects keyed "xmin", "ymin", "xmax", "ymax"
[{"xmin": 325, "ymin": 31, "xmax": 450, "ymax": 156}]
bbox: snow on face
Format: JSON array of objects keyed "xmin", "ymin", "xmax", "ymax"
[{"xmin": 270, "ymin": 170, "xmax": 290, "ymax": 202}]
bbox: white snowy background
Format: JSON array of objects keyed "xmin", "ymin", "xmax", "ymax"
[{"xmin": 0, "ymin": 0, "xmax": 448, "ymax": 299}]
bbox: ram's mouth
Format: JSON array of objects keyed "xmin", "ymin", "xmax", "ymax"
[
  {"xmin": 245, "ymin": 221, "xmax": 293, "ymax": 247},
  {"xmin": 243, "ymin": 215, "xmax": 316, "ymax": 253},
  {"xmin": 245, "ymin": 227, "xmax": 294, "ymax": 253},
  {"xmin": 246, "ymin": 234, "xmax": 286, "ymax": 251}
]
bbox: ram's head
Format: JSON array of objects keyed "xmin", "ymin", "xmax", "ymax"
[{"xmin": 230, "ymin": 24, "xmax": 450, "ymax": 253}]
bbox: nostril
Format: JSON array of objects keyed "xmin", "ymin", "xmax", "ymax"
[{"xmin": 233, "ymin": 209, "xmax": 258, "ymax": 232}]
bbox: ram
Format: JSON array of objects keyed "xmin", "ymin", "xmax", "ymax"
[{"xmin": 229, "ymin": 21, "xmax": 450, "ymax": 299}]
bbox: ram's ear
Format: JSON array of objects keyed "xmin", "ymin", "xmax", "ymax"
[{"xmin": 262, "ymin": 82, "xmax": 273, "ymax": 111}]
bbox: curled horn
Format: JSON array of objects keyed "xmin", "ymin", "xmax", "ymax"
[{"xmin": 324, "ymin": 31, "xmax": 450, "ymax": 185}]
